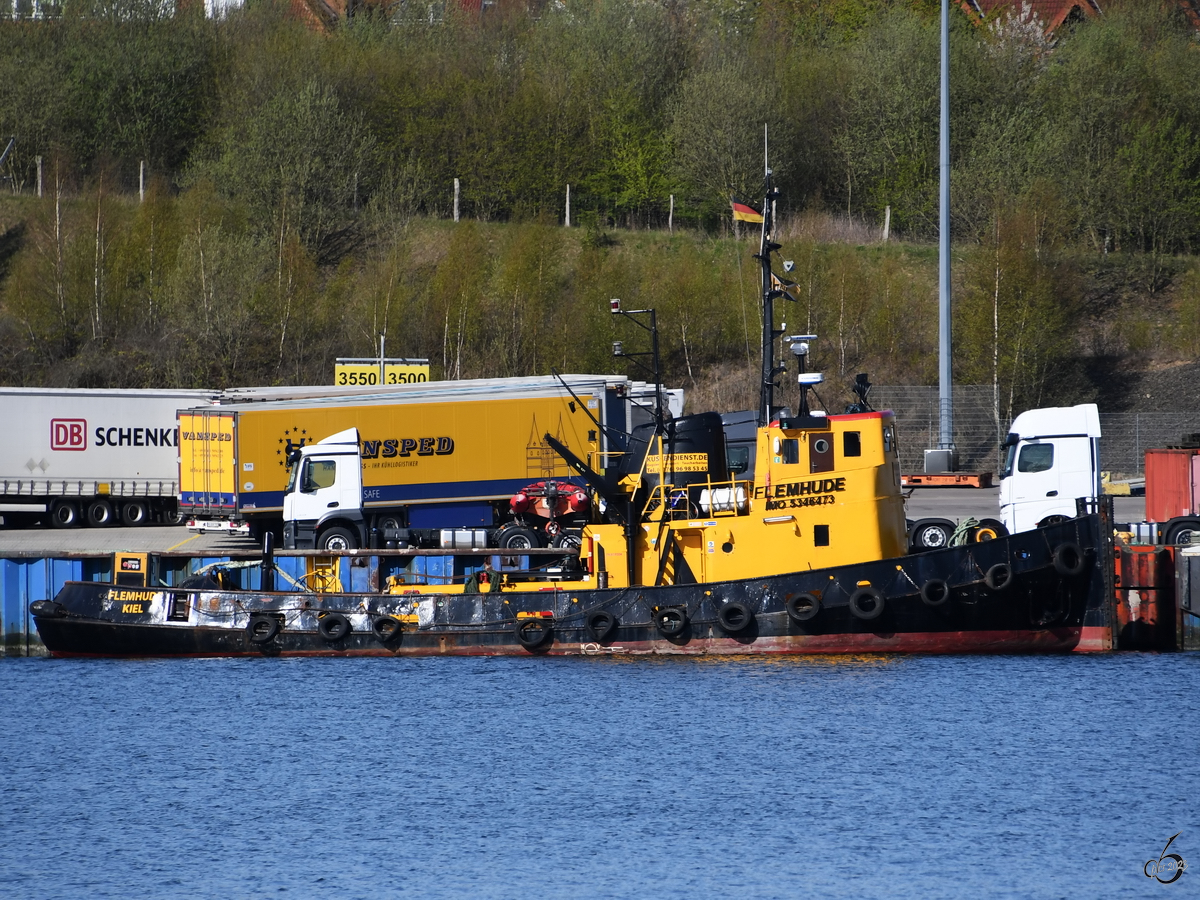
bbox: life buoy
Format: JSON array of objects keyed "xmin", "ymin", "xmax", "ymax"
[
  {"xmin": 984, "ymin": 564, "xmax": 1012, "ymax": 591},
  {"xmin": 717, "ymin": 601, "xmax": 754, "ymax": 633},
  {"xmin": 785, "ymin": 593, "xmax": 821, "ymax": 623},
  {"xmin": 849, "ymin": 587, "xmax": 884, "ymax": 621},
  {"xmin": 247, "ymin": 614, "xmax": 280, "ymax": 644},
  {"xmin": 372, "ymin": 615, "xmax": 402, "ymax": 643},
  {"xmin": 655, "ymin": 607, "xmax": 688, "ymax": 637},
  {"xmin": 515, "ymin": 617, "xmax": 552, "ymax": 649},
  {"xmin": 1052, "ymin": 542, "xmax": 1085, "ymax": 577},
  {"xmin": 586, "ymin": 610, "xmax": 618, "ymax": 643},
  {"xmin": 920, "ymin": 579, "xmax": 950, "ymax": 607},
  {"xmin": 318, "ymin": 612, "xmax": 351, "ymax": 642}
]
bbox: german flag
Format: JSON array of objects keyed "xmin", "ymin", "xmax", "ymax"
[{"xmin": 731, "ymin": 199, "xmax": 763, "ymax": 224}]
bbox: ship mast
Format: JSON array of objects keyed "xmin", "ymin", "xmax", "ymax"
[{"xmin": 756, "ymin": 132, "xmax": 784, "ymax": 427}]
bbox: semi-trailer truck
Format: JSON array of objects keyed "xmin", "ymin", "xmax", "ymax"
[
  {"xmin": 178, "ymin": 375, "xmax": 680, "ymax": 549},
  {"xmin": 999, "ymin": 403, "xmax": 1103, "ymax": 535},
  {"xmin": 0, "ymin": 388, "xmax": 220, "ymax": 527},
  {"xmin": 0, "ymin": 383, "xmax": 507, "ymax": 530},
  {"xmin": 997, "ymin": 402, "xmax": 1200, "ymax": 544}
]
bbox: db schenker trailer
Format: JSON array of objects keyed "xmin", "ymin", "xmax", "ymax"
[
  {"xmin": 0, "ymin": 388, "xmax": 221, "ymax": 527},
  {"xmin": 0, "ymin": 383, "xmax": 484, "ymax": 530},
  {"xmin": 178, "ymin": 375, "xmax": 679, "ymax": 549}
]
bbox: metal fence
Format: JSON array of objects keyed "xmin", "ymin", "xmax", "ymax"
[
  {"xmin": 872, "ymin": 385, "xmax": 1200, "ymax": 477},
  {"xmin": 1091, "ymin": 413, "xmax": 1200, "ymax": 476}
]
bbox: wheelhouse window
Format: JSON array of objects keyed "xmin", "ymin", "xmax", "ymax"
[
  {"xmin": 727, "ymin": 446, "xmax": 750, "ymax": 475},
  {"xmin": 781, "ymin": 438, "xmax": 799, "ymax": 465},
  {"xmin": 843, "ymin": 432, "xmax": 861, "ymax": 457}
]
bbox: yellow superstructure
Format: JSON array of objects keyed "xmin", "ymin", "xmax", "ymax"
[{"xmin": 382, "ymin": 409, "xmax": 908, "ymax": 595}]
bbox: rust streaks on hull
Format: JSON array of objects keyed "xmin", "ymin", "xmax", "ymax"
[{"xmin": 39, "ymin": 618, "xmax": 1086, "ymax": 658}]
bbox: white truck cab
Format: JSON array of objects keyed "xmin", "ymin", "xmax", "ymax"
[
  {"xmin": 999, "ymin": 404, "xmax": 1101, "ymax": 534},
  {"xmin": 282, "ymin": 428, "xmax": 364, "ymax": 550}
]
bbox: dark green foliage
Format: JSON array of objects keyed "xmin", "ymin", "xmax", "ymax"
[
  {"xmin": 0, "ymin": 0, "xmax": 1197, "ymax": 409},
  {"xmin": 0, "ymin": 7, "xmax": 218, "ymax": 188}
]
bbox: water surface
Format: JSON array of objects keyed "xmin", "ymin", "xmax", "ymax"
[{"xmin": 2, "ymin": 654, "xmax": 1196, "ymax": 898}]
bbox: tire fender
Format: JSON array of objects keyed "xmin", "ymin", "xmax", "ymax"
[
  {"xmin": 247, "ymin": 614, "xmax": 280, "ymax": 644},
  {"xmin": 920, "ymin": 579, "xmax": 950, "ymax": 607},
  {"xmin": 372, "ymin": 615, "xmax": 402, "ymax": 643},
  {"xmin": 654, "ymin": 607, "xmax": 688, "ymax": 637},
  {"xmin": 515, "ymin": 617, "xmax": 552, "ymax": 649},
  {"xmin": 586, "ymin": 610, "xmax": 617, "ymax": 643},
  {"xmin": 1052, "ymin": 542, "xmax": 1085, "ymax": 577},
  {"xmin": 717, "ymin": 601, "xmax": 754, "ymax": 634},
  {"xmin": 786, "ymin": 592, "xmax": 821, "ymax": 623},
  {"xmin": 849, "ymin": 587, "xmax": 885, "ymax": 621},
  {"xmin": 984, "ymin": 564, "xmax": 1012, "ymax": 591},
  {"xmin": 318, "ymin": 612, "xmax": 351, "ymax": 642}
]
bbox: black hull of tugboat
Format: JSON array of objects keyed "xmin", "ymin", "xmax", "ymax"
[{"xmin": 33, "ymin": 516, "xmax": 1111, "ymax": 658}]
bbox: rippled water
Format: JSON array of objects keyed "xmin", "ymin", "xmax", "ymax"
[{"xmin": 1, "ymin": 654, "xmax": 1197, "ymax": 899}]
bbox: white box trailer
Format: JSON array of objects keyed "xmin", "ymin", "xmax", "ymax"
[{"xmin": 0, "ymin": 388, "xmax": 220, "ymax": 527}]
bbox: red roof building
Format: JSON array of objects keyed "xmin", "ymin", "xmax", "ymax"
[
  {"xmin": 958, "ymin": 1, "xmax": 1100, "ymax": 32},
  {"xmin": 960, "ymin": 1, "xmax": 1200, "ymax": 33}
]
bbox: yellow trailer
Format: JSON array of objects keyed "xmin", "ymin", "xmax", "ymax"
[{"xmin": 179, "ymin": 375, "xmax": 669, "ymax": 547}]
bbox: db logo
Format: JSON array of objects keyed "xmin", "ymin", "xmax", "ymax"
[{"xmin": 51, "ymin": 419, "xmax": 87, "ymax": 451}]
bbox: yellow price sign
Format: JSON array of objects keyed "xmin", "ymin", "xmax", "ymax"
[{"xmin": 334, "ymin": 363, "xmax": 430, "ymax": 387}]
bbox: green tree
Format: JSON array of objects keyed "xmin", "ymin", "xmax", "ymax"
[
  {"xmin": 832, "ymin": 10, "xmax": 939, "ymax": 232},
  {"xmin": 669, "ymin": 56, "xmax": 789, "ymax": 216},
  {"xmin": 191, "ymin": 79, "xmax": 375, "ymax": 259},
  {"xmin": 955, "ymin": 200, "xmax": 1082, "ymax": 425}
]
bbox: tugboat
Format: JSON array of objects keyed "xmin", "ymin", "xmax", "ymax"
[{"xmin": 32, "ymin": 170, "xmax": 1113, "ymax": 658}]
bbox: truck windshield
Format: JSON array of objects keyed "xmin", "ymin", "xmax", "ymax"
[
  {"xmin": 1002, "ymin": 443, "xmax": 1017, "ymax": 479},
  {"xmin": 285, "ymin": 461, "xmax": 301, "ymax": 495}
]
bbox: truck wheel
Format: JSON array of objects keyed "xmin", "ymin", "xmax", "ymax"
[
  {"xmin": 1164, "ymin": 518, "xmax": 1200, "ymax": 545},
  {"xmin": 86, "ymin": 499, "xmax": 114, "ymax": 527},
  {"xmin": 50, "ymin": 500, "xmax": 80, "ymax": 529},
  {"xmin": 163, "ymin": 506, "xmax": 185, "ymax": 526},
  {"xmin": 551, "ymin": 532, "xmax": 582, "ymax": 551},
  {"xmin": 974, "ymin": 518, "xmax": 1008, "ymax": 541},
  {"xmin": 498, "ymin": 526, "xmax": 541, "ymax": 550},
  {"xmin": 318, "ymin": 527, "xmax": 357, "ymax": 551},
  {"xmin": 909, "ymin": 518, "xmax": 953, "ymax": 551},
  {"xmin": 120, "ymin": 501, "xmax": 149, "ymax": 526}
]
